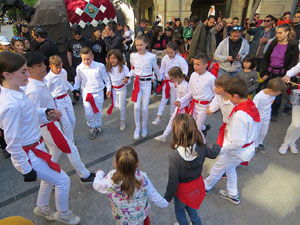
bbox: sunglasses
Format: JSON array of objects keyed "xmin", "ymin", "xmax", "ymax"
[
  {"xmin": 12, "ymin": 36, "xmax": 24, "ymax": 41},
  {"xmin": 264, "ymin": 20, "xmax": 271, "ymax": 22},
  {"xmin": 232, "ymin": 26, "xmax": 242, "ymax": 31}
]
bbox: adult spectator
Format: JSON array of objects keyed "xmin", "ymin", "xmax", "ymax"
[
  {"xmin": 34, "ymin": 27, "xmax": 59, "ymax": 67},
  {"xmin": 261, "ymin": 23, "xmax": 299, "ymax": 121},
  {"xmin": 292, "ymin": 11, "xmax": 300, "ymax": 40},
  {"xmin": 186, "ymin": 15, "xmax": 215, "ymax": 65},
  {"xmin": 104, "ymin": 23, "xmax": 124, "ymax": 53},
  {"xmin": 165, "ymin": 27, "xmax": 174, "ymax": 42},
  {"xmin": 67, "ymin": 24, "xmax": 91, "ymax": 81},
  {"xmin": 214, "ymin": 26, "xmax": 249, "ymax": 77},
  {"xmin": 247, "ymin": 15, "xmax": 276, "ymax": 73},
  {"xmin": 190, "ymin": 16, "xmax": 200, "ymax": 31},
  {"xmin": 214, "ymin": 20, "xmax": 227, "ymax": 47},
  {"xmin": 150, "ymin": 26, "xmax": 168, "ymax": 52},
  {"xmin": 90, "ymin": 27, "xmax": 107, "ymax": 64},
  {"xmin": 135, "ymin": 18, "xmax": 148, "ymax": 37},
  {"xmin": 20, "ymin": 24, "xmax": 31, "ymax": 42},
  {"xmin": 227, "ymin": 17, "xmax": 239, "ymax": 35},
  {"xmin": 173, "ymin": 18, "xmax": 183, "ymax": 40}
]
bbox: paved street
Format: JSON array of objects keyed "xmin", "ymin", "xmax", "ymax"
[{"xmin": 0, "ymin": 25, "xmax": 300, "ymax": 225}]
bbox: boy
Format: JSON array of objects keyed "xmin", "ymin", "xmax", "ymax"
[
  {"xmin": 73, "ymin": 47, "xmax": 111, "ymax": 140},
  {"xmin": 24, "ymin": 52, "xmax": 95, "ymax": 183},
  {"xmin": 204, "ymin": 77, "xmax": 260, "ymax": 205},
  {"xmin": 253, "ymin": 77, "xmax": 286, "ymax": 153},
  {"xmin": 175, "ymin": 53, "xmax": 215, "ymax": 133},
  {"xmin": 45, "ymin": 55, "xmax": 76, "ymax": 143}
]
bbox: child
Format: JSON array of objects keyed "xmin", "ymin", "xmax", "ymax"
[
  {"xmin": 237, "ymin": 55, "xmax": 259, "ymax": 99},
  {"xmin": 125, "ymin": 36, "xmax": 162, "ymax": 140},
  {"xmin": 106, "ymin": 49, "xmax": 129, "ymax": 131},
  {"xmin": 206, "ymin": 74, "xmax": 234, "ymax": 147},
  {"xmin": 73, "ymin": 47, "xmax": 111, "ymax": 140},
  {"xmin": 10, "ymin": 36, "xmax": 25, "ymax": 54},
  {"xmin": 0, "ymin": 36, "xmax": 11, "ymax": 52},
  {"xmin": 204, "ymin": 77, "xmax": 260, "ymax": 205},
  {"xmin": 175, "ymin": 53, "xmax": 215, "ymax": 133},
  {"xmin": 254, "ymin": 77, "xmax": 286, "ymax": 153},
  {"xmin": 154, "ymin": 67, "xmax": 189, "ymax": 142},
  {"xmin": 45, "ymin": 55, "xmax": 76, "ymax": 143},
  {"xmin": 24, "ymin": 52, "xmax": 95, "ymax": 183},
  {"xmin": 164, "ymin": 114, "xmax": 220, "ymax": 225},
  {"xmin": 152, "ymin": 41, "xmax": 188, "ymax": 125},
  {"xmin": 0, "ymin": 52, "xmax": 80, "ymax": 224},
  {"xmin": 93, "ymin": 146, "xmax": 168, "ymax": 224}
]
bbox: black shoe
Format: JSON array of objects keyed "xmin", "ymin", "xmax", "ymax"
[
  {"xmin": 221, "ymin": 173, "xmax": 227, "ymax": 179},
  {"xmin": 80, "ymin": 172, "xmax": 95, "ymax": 183},
  {"xmin": 281, "ymin": 107, "xmax": 291, "ymax": 116},
  {"xmin": 271, "ymin": 115, "xmax": 278, "ymax": 122},
  {"xmin": 1, "ymin": 148, "xmax": 10, "ymax": 159},
  {"xmin": 204, "ymin": 124, "xmax": 211, "ymax": 132},
  {"xmin": 257, "ymin": 144, "xmax": 266, "ymax": 153}
]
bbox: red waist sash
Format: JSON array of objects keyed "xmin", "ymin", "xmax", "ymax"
[
  {"xmin": 86, "ymin": 93, "xmax": 99, "ymax": 113},
  {"xmin": 54, "ymin": 92, "xmax": 68, "ymax": 100},
  {"xmin": 156, "ymin": 79, "xmax": 173, "ymax": 99},
  {"xmin": 131, "ymin": 75, "xmax": 152, "ymax": 102},
  {"xmin": 188, "ymin": 99, "xmax": 210, "ymax": 115},
  {"xmin": 107, "ymin": 84, "xmax": 125, "ymax": 115}
]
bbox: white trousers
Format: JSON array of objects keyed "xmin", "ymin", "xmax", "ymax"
[
  {"xmin": 28, "ymin": 142, "xmax": 70, "ymax": 212},
  {"xmin": 41, "ymin": 121, "xmax": 90, "ymax": 179},
  {"xmin": 54, "ymin": 95, "xmax": 76, "ymax": 143},
  {"xmin": 82, "ymin": 91, "xmax": 104, "ymax": 128},
  {"xmin": 204, "ymin": 153, "xmax": 243, "ymax": 196},
  {"xmin": 157, "ymin": 82, "xmax": 177, "ymax": 116},
  {"xmin": 163, "ymin": 107, "xmax": 185, "ymax": 136},
  {"xmin": 256, "ymin": 120, "xmax": 270, "ymax": 146},
  {"xmin": 192, "ymin": 104, "xmax": 208, "ymax": 132},
  {"xmin": 283, "ymin": 105, "xmax": 300, "ymax": 145},
  {"xmin": 134, "ymin": 80, "xmax": 152, "ymax": 129},
  {"xmin": 112, "ymin": 86, "xmax": 127, "ymax": 121}
]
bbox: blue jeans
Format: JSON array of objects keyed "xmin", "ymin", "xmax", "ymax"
[
  {"xmin": 174, "ymin": 196, "xmax": 202, "ymax": 225},
  {"xmin": 218, "ymin": 68, "xmax": 239, "ymax": 77}
]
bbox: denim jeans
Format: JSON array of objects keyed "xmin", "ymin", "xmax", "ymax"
[
  {"xmin": 218, "ymin": 68, "xmax": 239, "ymax": 77},
  {"xmin": 174, "ymin": 196, "xmax": 202, "ymax": 225}
]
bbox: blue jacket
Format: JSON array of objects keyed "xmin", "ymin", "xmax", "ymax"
[{"xmin": 247, "ymin": 26, "xmax": 275, "ymax": 55}]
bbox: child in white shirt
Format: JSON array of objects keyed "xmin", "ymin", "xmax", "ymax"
[{"xmin": 73, "ymin": 47, "xmax": 111, "ymax": 140}]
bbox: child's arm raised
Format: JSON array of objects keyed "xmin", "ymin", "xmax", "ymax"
[{"xmin": 145, "ymin": 174, "xmax": 169, "ymax": 208}]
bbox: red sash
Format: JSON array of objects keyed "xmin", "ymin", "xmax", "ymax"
[
  {"xmin": 40, "ymin": 121, "xmax": 71, "ymax": 153},
  {"xmin": 175, "ymin": 176, "xmax": 206, "ymax": 209},
  {"xmin": 54, "ymin": 92, "xmax": 68, "ymax": 100},
  {"xmin": 217, "ymin": 123, "xmax": 227, "ymax": 147},
  {"xmin": 175, "ymin": 106, "xmax": 189, "ymax": 115},
  {"xmin": 107, "ymin": 84, "xmax": 125, "ymax": 115},
  {"xmin": 131, "ymin": 75, "xmax": 152, "ymax": 102},
  {"xmin": 188, "ymin": 99, "xmax": 210, "ymax": 115},
  {"xmin": 156, "ymin": 80, "xmax": 173, "ymax": 99},
  {"xmin": 22, "ymin": 137, "xmax": 61, "ymax": 173},
  {"xmin": 229, "ymin": 100, "xmax": 260, "ymax": 122},
  {"xmin": 86, "ymin": 93, "xmax": 99, "ymax": 114}
]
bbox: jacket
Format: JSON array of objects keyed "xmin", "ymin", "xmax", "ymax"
[{"xmin": 247, "ymin": 26, "xmax": 275, "ymax": 55}]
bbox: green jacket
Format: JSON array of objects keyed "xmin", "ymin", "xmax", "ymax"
[{"xmin": 183, "ymin": 26, "xmax": 193, "ymax": 40}]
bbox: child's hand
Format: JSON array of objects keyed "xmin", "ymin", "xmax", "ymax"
[
  {"xmin": 262, "ymin": 75, "xmax": 269, "ymax": 81},
  {"xmin": 46, "ymin": 109, "xmax": 61, "ymax": 121},
  {"xmin": 123, "ymin": 77, "xmax": 129, "ymax": 84},
  {"xmin": 174, "ymin": 100, "xmax": 181, "ymax": 108},
  {"xmin": 227, "ymin": 56, "xmax": 233, "ymax": 61},
  {"xmin": 206, "ymin": 108, "xmax": 212, "ymax": 116},
  {"xmin": 106, "ymin": 91, "xmax": 111, "ymax": 98}
]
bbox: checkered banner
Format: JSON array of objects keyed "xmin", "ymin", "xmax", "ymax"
[{"xmin": 65, "ymin": 0, "xmax": 117, "ymax": 28}]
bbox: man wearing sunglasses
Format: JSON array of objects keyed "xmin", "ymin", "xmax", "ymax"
[
  {"xmin": 247, "ymin": 15, "xmax": 275, "ymax": 73},
  {"xmin": 292, "ymin": 11, "xmax": 300, "ymax": 40}
]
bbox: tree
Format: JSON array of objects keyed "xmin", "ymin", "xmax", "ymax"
[{"xmin": 248, "ymin": 0, "xmax": 261, "ymax": 23}]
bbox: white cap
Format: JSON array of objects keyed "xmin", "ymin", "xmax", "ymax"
[{"xmin": 0, "ymin": 36, "xmax": 10, "ymax": 45}]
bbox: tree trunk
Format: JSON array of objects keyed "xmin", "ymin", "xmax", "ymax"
[{"xmin": 248, "ymin": 0, "xmax": 261, "ymax": 23}]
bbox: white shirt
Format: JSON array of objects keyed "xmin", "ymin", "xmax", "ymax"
[
  {"xmin": 127, "ymin": 51, "xmax": 162, "ymax": 80},
  {"xmin": 253, "ymin": 90, "xmax": 275, "ymax": 121},
  {"xmin": 286, "ymin": 61, "xmax": 300, "ymax": 78},
  {"xmin": 223, "ymin": 110, "xmax": 260, "ymax": 161},
  {"xmin": 177, "ymin": 80, "xmax": 190, "ymax": 108},
  {"xmin": 108, "ymin": 65, "xmax": 129, "ymax": 87},
  {"xmin": 0, "ymin": 86, "xmax": 46, "ymax": 174},
  {"xmin": 209, "ymin": 95, "xmax": 234, "ymax": 124},
  {"xmin": 160, "ymin": 54, "xmax": 188, "ymax": 80},
  {"xmin": 45, "ymin": 68, "xmax": 73, "ymax": 98},
  {"xmin": 74, "ymin": 60, "xmax": 111, "ymax": 93},
  {"xmin": 180, "ymin": 71, "xmax": 215, "ymax": 103}
]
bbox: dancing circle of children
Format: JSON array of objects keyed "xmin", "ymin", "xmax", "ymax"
[
  {"xmin": 125, "ymin": 35, "xmax": 162, "ymax": 140},
  {"xmin": 164, "ymin": 114, "xmax": 220, "ymax": 225},
  {"xmin": 175, "ymin": 53, "xmax": 215, "ymax": 133},
  {"xmin": 204, "ymin": 77, "xmax": 261, "ymax": 205},
  {"xmin": 154, "ymin": 66, "xmax": 190, "ymax": 142},
  {"xmin": 152, "ymin": 41, "xmax": 188, "ymax": 125},
  {"xmin": 24, "ymin": 52, "xmax": 95, "ymax": 183},
  {"xmin": 0, "ymin": 51, "xmax": 80, "ymax": 224},
  {"xmin": 105, "ymin": 49, "xmax": 130, "ymax": 131},
  {"xmin": 93, "ymin": 146, "xmax": 168, "ymax": 225},
  {"xmin": 73, "ymin": 47, "xmax": 112, "ymax": 140},
  {"xmin": 45, "ymin": 55, "xmax": 76, "ymax": 143}
]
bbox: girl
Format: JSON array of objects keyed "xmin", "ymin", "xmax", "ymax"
[
  {"xmin": 152, "ymin": 41, "xmax": 188, "ymax": 125},
  {"xmin": 154, "ymin": 67, "xmax": 190, "ymax": 142},
  {"xmin": 93, "ymin": 146, "xmax": 168, "ymax": 225},
  {"xmin": 164, "ymin": 114, "xmax": 220, "ymax": 225},
  {"xmin": 10, "ymin": 36, "xmax": 25, "ymax": 54},
  {"xmin": 125, "ymin": 35, "xmax": 161, "ymax": 140},
  {"xmin": 0, "ymin": 52, "xmax": 80, "ymax": 224},
  {"xmin": 237, "ymin": 55, "xmax": 259, "ymax": 99},
  {"xmin": 90, "ymin": 27, "xmax": 107, "ymax": 64},
  {"xmin": 106, "ymin": 49, "xmax": 129, "ymax": 131}
]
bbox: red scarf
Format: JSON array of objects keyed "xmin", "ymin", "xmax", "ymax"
[{"xmin": 229, "ymin": 100, "xmax": 260, "ymax": 122}]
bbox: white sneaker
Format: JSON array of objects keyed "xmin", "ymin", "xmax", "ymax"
[
  {"xmin": 120, "ymin": 120, "xmax": 125, "ymax": 131},
  {"xmin": 289, "ymin": 144, "xmax": 299, "ymax": 154},
  {"xmin": 134, "ymin": 128, "xmax": 140, "ymax": 140},
  {"xmin": 152, "ymin": 117, "xmax": 160, "ymax": 125},
  {"xmin": 154, "ymin": 134, "xmax": 166, "ymax": 142},
  {"xmin": 33, "ymin": 206, "xmax": 55, "ymax": 221},
  {"xmin": 53, "ymin": 211, "xmax": 80, "ymax": 225},
  {"xmin": 279, "ymin": 143, "xmax": 289, "ymax": 155},
  {"xmin": 141, "ymin": 127, "xmax": 148, "ymax": 138}
]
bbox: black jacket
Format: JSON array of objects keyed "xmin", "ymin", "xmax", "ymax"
[
  {"xmin": 164, "ymin": 144, "xmax": 220, "ymax": 202},
  {"xmin": 262, "ymin": 38, "xmax": 299, "ymax": 76},
  {"xmin": 104, "ymin": 33, "xmax": 124, "ymax": 53}
]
